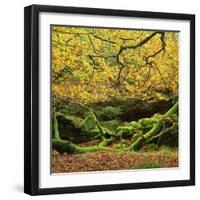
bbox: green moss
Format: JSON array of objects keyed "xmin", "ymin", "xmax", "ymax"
[
  {"xmin": 52, "ymin": 138, "xmax": 110, "ymax": 154},
  {"xmin": 100, "ymin": 120, "xmax": 122, "ymax": 132},
  {"xmin": 133, "ymin": 161, "xmax": 161, "ymax": 169},
  {"xmin": 148, "ymin": 143, "xmax": 158, "ymax": 151},
  {"xmin": 116, "ymin": 125, "xmax": 136, "ymax": 137},
  {"xmin": 95, "ymin": 106, "xmax": 123, "ymax": 120},
  {"xmin": 80, "ymin": 114, "xmax": 96, "ymax": 132}
]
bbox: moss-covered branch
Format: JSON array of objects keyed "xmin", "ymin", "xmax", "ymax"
[
  {"xmin": 52, "ymin": 138, "xmax": 110, "ymax": 154},
  {"xmin": 52, "ymin": 113, "xmax": 112, "ymax": 153},
  {"xmin": 128, "ymin": 101, "xmax": 178, "ymax": 151},
  {"xmin": 52, "ymin": 101, "xmax": 178, "ymax": 153},
  {"xmin": 52, "ymin": 113, "xmax": 61, "ymax": 140}
]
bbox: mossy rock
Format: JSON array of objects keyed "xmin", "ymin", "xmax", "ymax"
[{"xmin": 55, "ymin": 114, "xmax": 83, "ymax": 140}]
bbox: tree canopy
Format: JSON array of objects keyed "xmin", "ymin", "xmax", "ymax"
[{"xmin": 51, "ymin": 26, "xmax": 178, "ymax": 105}]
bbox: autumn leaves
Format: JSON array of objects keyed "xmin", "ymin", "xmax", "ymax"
[{"xmin": 51, "ymin": 26, "xmax": 178, "ymax": 104}]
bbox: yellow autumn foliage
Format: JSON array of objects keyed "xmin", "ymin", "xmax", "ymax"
[{"xmin": 51, "ymin": 26, "xmax": 178, "ymax": 104}]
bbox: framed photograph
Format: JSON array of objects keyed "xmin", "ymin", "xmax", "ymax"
[{"xmin": 24, "ymin": 4, "xmax": 195, "ymax": 195}]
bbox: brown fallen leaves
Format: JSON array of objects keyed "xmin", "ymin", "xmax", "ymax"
[{"xmin": 51, "ymin": 148, "xmax": 178, "ymax": 173}]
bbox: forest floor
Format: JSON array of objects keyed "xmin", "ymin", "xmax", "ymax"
[{"xmin": 51, "ymin": 142, "xmax": 178, "ymax": 173}]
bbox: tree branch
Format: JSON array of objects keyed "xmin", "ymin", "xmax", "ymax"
[{"xmin": 116, "ymin": 32, "xmax": 166, "ymax": 86}]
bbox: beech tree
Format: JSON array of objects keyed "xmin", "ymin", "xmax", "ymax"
[{"xmin": 51, "ymin": 26, "xmax": 179, "ymax": 153}]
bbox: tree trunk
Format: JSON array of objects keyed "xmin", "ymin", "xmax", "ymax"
[{"xmin": 53, "ymin": 113, "xmax": 60, "ymax": 140}]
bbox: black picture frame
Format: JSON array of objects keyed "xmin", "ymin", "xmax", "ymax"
[{"xmin": 24, "ymin": 4, "xmax": 195, "ymax": 196}]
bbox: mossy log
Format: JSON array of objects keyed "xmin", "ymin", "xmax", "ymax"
[
  {"xmin": 52, "ymin": 112, "xmax": 111, "ymax": 153},
  {"xmin": 52, "ymin": 138, "xmax": 110, "ymax": 154},
  {"xmin": 52, "ymin": 101, "xmax": 178, "ymax": 153},
  {"xmin": 128, "ymin": 101, "xmax": 178, "ymax": 151}
]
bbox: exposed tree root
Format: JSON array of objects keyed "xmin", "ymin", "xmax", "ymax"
[
  {"xmin": 52, "ymin": 101, "xmax": 178, "ymax": 153},
  {"xmin": 52, "ymin": 111, "xmax": 113, "ymax": 153},
  {"xmin": 128, "ymin": 101, "xmax": 178, "ymax": 151},
  {"xmin": 52, "ymin": 138, "xmax": 110, "ymax": 154}
]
